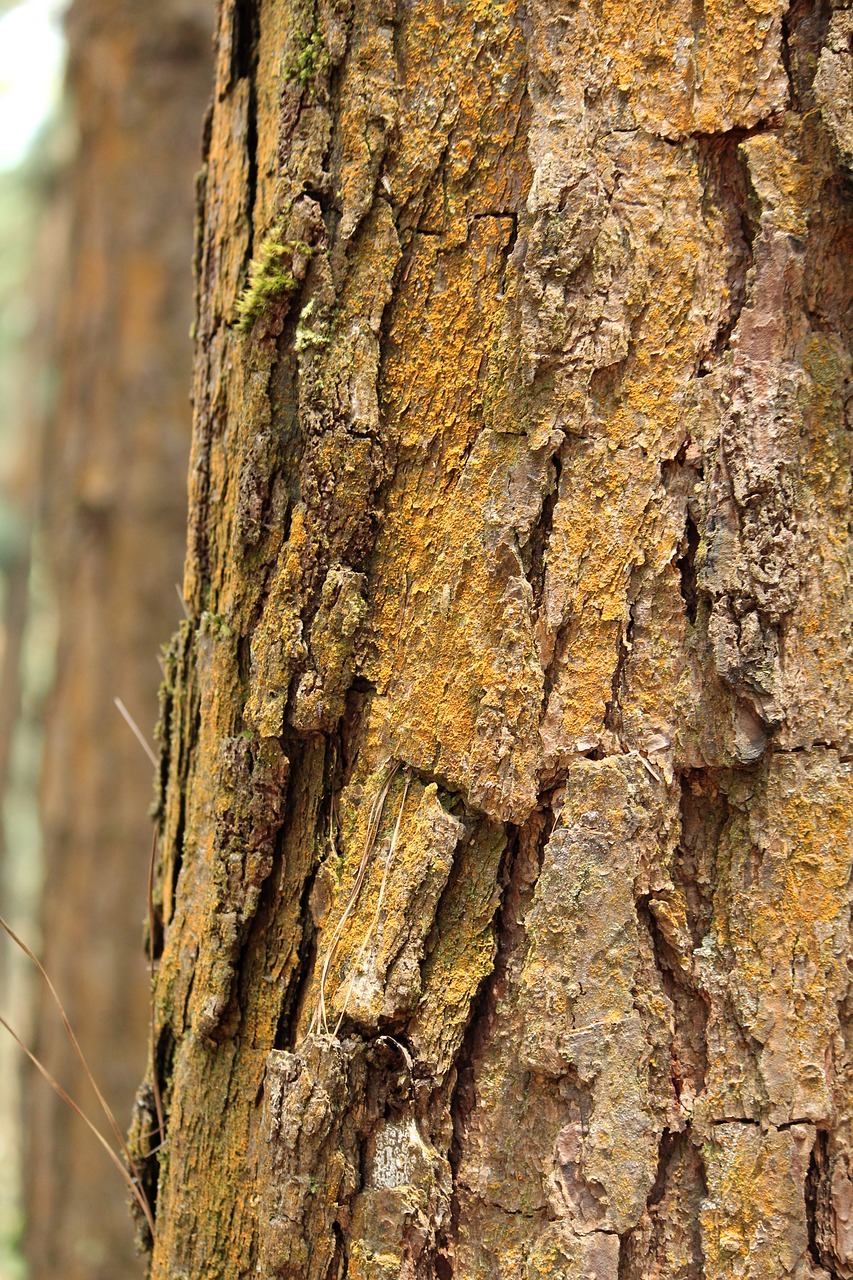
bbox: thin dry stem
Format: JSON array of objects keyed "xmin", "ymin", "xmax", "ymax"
[
  {"xmin": 0, "ymin": 1012, "xmax": 156, "ymax": 1238},
  {"xmin": 333, "ymin": 769, "xmax": 411, "ymax": 1035},
  {"xmin": 308, "ymin": 760, "xmax": 400, "ymax": 1038},
  {"xmin": 113, "ymin": 697, "xmax": 158, "ymax": 769},
  {"xmin": 0, "ymin": 914, "xmax": 143, "ymax": 1181},
  {"xmin": 113, "ymin": 694, "xmax": 167, "ymax": 1147},
  {"xmin": 174, "ymin": 582, "xmax": 190, "ymax": 621}
]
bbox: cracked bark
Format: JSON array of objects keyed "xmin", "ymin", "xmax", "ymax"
[{"xmin": 137, "ymin": 0, "xmax": 853, "ymax": 1276}]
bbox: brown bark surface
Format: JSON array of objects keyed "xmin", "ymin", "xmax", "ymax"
[
  {"xmin": 26, "ymin": 3, "xmax": 212, "ymax": 1277},
  {"xmin": 139, "ymin": 2, "xmax": 853, "ymax": 1277}
]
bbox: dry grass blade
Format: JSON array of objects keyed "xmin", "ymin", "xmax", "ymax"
[
  {"xmin": 113, "ymin": 694, "xmax": 166, "ymax": 1146},
  {"xmin": 309, "ymin": 804, "xmax": 341, "ymax": 1038},
  {"xmin": 0, "ymin": 914, "xmax": 146, "ymax": 1192},
  {"xmin": 113, "ymin": 697, "xmax": 159, "ymax": 769},
  {"xmin": 334, "ymin": 769, "xmax": 411, "ymax": 1035},
  {"xmin": 174, "ymin": 582, "xmax": 190, "ymax": 621},
  {"xmin": 0, "ymin": 1012, "xmax": 155, "ymax": 1238},
  {"xmin": 309, "ymin": 760, "xmax": 400, "ymax": 1038}
]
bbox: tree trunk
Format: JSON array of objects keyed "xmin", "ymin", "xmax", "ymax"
[
  {"xmin": 27, "ymin": 4, "xmax": 212, "ymax": 1277},
  {"xmin": 140, "ymin": 2, "xmax": 853, "ymax": 1277}
]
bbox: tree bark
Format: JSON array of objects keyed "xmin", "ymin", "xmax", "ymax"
[
  {"xmin": 27, "ymin": 4, "xmax": 212, "ymax": 1277},
  {"xmin": 140, "ymin": 2, "xmax": 853, "ymax": 1277}
]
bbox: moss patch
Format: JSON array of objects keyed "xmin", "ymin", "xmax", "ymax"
[{"xmin": 235, "ymin": 233, "xmax": 302, "ymax": 332}]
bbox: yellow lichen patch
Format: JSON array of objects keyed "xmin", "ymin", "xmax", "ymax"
[
  {"xmin": 701, "ymin": 1123, "xmax": 817, "ymax": 1279},
  {"xmin": 291, "ymin": 564, "xmax": 368, "ymax": 731},
  {"xmin": 204, "ymin": 75, "xmax": 255, "ymax": 326},
  {"xmin": 367, "ymin": 219, "xmax": 542, "ymax": 821},
  {"xmin": 599, "ymin": 0, "xmax": 788, "ymax": 137},
  {"xmin": 245, "ymin": 505, "xmax": 310, "ymax": 737},
  {"xmin": 702, "ymin": 752, "xmax": 853, "ymax": 1125},
  {"xmin": 235, "ymin": 738, "xmax": 327, "ymax": 1050},
  {"xmin": 619, "ymin": 561, "xmax": 690, "ymax": 754},
  {"xmin": 156, "ymin": 614, "xmax": 251, "ymax": 1019},
  {"xmin": 538, "ymin": 444, "xmax": 648, "ymax": 761},
  {"xmin": 740, "ymin": 128, "xmax": 811, "ymax": 239},
  {"xmin": 526, "ymin": 1224, "xmax": 620, "ymax": 1280},
  {"xmin": 539, "ymin": 134, "xmax": 727, "ymax": 766},
  {"xmin": 152, "ymin": 1039, "xmax": 268, "ymax": 1280},
  {"xmin": 780, "ymin": 330, "xmax": 853, "ymax": 751},
  {"xmin": 694, "ymin": 0, "xmax": 789, "ymax": 132},
  {"xmin": 390, "ymin": 0, "xmax": 530, "ymax": 235},
  {"xmin": 334, "ymin": 16, "xmax": 397, "ymax": 247},
  {"xmin": 454, "ymin": 1201, "xmax": 544, "ymax": 1280},
  {"xmin": 347, "ymin": 1238, "xmax": 402, "ymax": 1280},
  {"xmin": 253, "ymin": 4, "xmax": 291, "ymax": 234},
  {"xmin": 599, "ymin": 0, "xmax": 695, "ymax": 134},
  {"xmin": 408, "ymin": 819, "xmax": 505, "ymax": 1078}
]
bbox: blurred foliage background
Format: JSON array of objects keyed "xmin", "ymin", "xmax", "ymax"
[
  {"xmin": 0, "ymin": 6, "xmax": 68, "ymax": 1272},
  {"xmin": 0, "ymin": 2, "xmax": 212, "ymax": 1275}
]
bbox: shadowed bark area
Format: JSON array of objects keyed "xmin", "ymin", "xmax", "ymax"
[
  {"xmin": 26, "ymin": 3, "xmax": 212, "ymax": 1277},
  {"xmin": 138, "ymin": 1, "xmax": 853, "ymax": 1276}
]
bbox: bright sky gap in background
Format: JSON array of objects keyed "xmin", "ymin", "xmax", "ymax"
[{"xmin": 0, "ymin": 0, "xmax": 66, "ymax": 171}]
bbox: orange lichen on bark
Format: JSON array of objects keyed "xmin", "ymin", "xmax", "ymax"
[
  {"xmin": 368, "ymin": 219, "xmax": 542, "ymax": 821},
  {"xmin": 700, "ymin": 753, "xmax": 853, "ymax": 1127},
  {"xmin": 141, "ymin": 0, "xmax": 853, "ymax": 1276},
  {"xmin": 702, "ymin": 1123, "xmax": 818, "ymax": 1278}
]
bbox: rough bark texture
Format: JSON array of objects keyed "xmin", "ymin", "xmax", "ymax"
[
  {"xmin": 139, "ymin": 1, "xmax": 853, "ymax": 1277},
  {"xmin": 27, "ymin": 3, "xmax": 212, "ymax": 1277}
]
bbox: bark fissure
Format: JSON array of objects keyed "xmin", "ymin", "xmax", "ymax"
[
  {"xmin": 603, "ymin": 599, "xmax": 635, "ymax": 746},
  {"xmin": 677, "ymin": 511, "xmax": 701, "ymax": 625},
  {"xmin": 440, "ymin": 820, "xmax": 532, "ymax": 1275},
  {"xmin": 696, "ymin": 131, "xmax": 757, "ymax": 366},
  {"xmin": 524, "ymin": 447, "xmax": 561, "ymax": 614}
]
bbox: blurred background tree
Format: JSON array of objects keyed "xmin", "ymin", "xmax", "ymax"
[
  {"xmin": 0, "ymin": 6, "xmax": 70, "ymax": 1272},
  {"xmin": 0, "ymin": 1, "xmax": 212, "ymax": 1276}
]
